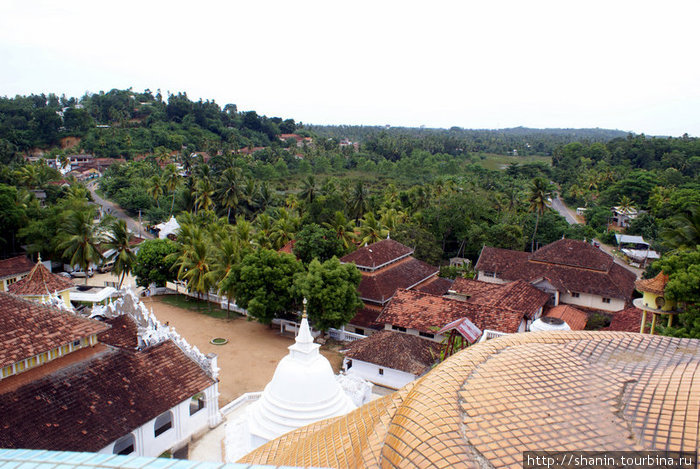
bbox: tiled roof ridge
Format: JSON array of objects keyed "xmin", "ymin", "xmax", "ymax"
[
  {"xmin": 7, "ymin": 261, "xmax": 74, "ymax": 296},
  {"xmin": 634, "ymin": 271, "xmax": 669, "ymax": 295}
]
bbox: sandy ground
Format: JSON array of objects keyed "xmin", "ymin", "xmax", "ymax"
[{"xmin": 141, "ymin": 296, "xmax": 343, "ymax": 407}]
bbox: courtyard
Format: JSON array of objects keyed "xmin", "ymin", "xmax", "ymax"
[{"xmin": 141, "ymin": 295, "xmax": 344, "ymax": 406}]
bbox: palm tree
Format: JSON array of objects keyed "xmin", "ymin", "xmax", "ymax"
[
  {"xmin": 358, "ymin": 212, "xmax": 389, "ymax": 246},
  {"xmin": 528, "ymin": 177, "xmax": 553, "ymax": 252},
  {"xmin": 207, "ymin": 237, "xmax": 242, "ymax": 317},
  {"xmin": 661, "ymin": 206, "xmax": 700, "ymax": 250},
  {"xmin": 58, "ymin": 208, "xmax": 103, "ymax": 284},
  {"xmin": 177, "ymin": 237, "xmax": 212, "ymax": 302},
  {"xmin": 216, "ymin": 167, "xmax": 241, "ymax": 221},
  {"xmin": 298, "ymin": 175, "xmax": 317, "ymax": 205},
  {"xmin": 254, "ymin": 213, "xmax": 275, "ymax": 249},
  {"xmin": 146, "ymin": 175, "xmax": 164, "ymax": 208},
  {"xmin": 349, "ymin": 180, "xmax": 369, "ymax": 221},
  {"xmin": 104, "ymin": 220, "xmax": 136, "ymax": 289},
  {"xmin": 162, "ymin": 163, "xmax": 180, "ymax": 217},
  {"xmin": 323, "ymin": 211, "xmax": 356, "ymax": 249},
  {"xmin": 194, "ymin": 178, "xmax": 215, "ymax": 214}
]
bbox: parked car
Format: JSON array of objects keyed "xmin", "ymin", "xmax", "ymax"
[
  {"xmin": 98, "ymin": 260, "xmax": 115, "ymax": 273},
  {"xmin": 71, "ymin": 268, "xmax": 95, "ymax": 278}
]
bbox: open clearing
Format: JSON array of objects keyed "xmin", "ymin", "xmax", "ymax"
[{"xmin": 142, "ymin": 296, "xmax": 343, "ymax": 407}]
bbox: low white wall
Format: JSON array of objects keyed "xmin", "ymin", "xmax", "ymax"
[
  {"xmin": 560, "ymin": 292, "xmax": 625, "ymax": 312},
  {"xmin": 99, "ymin": 382, "xmax": 220, "ymax": 457},
  {"xmin": 476, "ymin": 272, "xmax": 508, "ymax": 284},
  {"xmin": 344, "ymin": 358, "xmax": 416, "ymax": 390}
]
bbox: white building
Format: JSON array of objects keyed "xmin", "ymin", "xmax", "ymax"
[
  {"xmin": 225, "ymin": 310, "xmax": 360, "ymax": 461},
  {"xmin": 0, "ymin": 290, "xmax": 221, "ymax": 457}
]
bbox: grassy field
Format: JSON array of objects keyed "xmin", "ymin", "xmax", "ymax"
[
  {"xmin": 158, "ymin": 294, "xmax": 237, "ymax": 319},
  {"xmin": 474, "ymin": 153, "xmax": 552, "ymax": 171}
]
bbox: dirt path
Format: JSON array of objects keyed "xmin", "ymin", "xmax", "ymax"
[{"xmin": 142, "ymin": 297, "xmax": 343, "ymax": 407}]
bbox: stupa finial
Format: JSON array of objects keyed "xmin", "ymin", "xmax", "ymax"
[{"xmin": 302, "ymin": 297, "xmax": 308, "ymax": 319}]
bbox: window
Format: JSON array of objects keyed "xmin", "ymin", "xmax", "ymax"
[
  {"xmin": 73, "ymin": 340, "xmax": 81, "ymax": 347},
  {"xmin": 419, "ymin": 331, "xmax": 435, "ymax": 339},
  {"xmin": 378, "ymin": 368, "xmax": 384, "ymax": 375},
  {"xmin": 346, "ymin": 359, "xmax": 353, "ymax": 370},
  {"xmin": 571, "ymin": 292, "xmax": 580, "ymax": 298},
  {"xmin": 602, "ymin": 298, "xmax": 611, "ymax": 304},
  {"xmin": 113, "ymin": 434, "xmax": 135, "ymax": 455},
  {"xmin": 392, "ymin": 325, "xmax": 406, "ymax": 332},
  {"xmin": 190, "ymin": 393, "xmax": 205, "ymax": 416},
  {"xmin": 154, "ymin": 411, "xmax": 173, "ymax": 437}
]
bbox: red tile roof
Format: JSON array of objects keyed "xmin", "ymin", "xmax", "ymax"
[
  {"xmin": 98, "ymin": 315, "xmax": 138, "ymax": 349},
  {"xmin": 7, "ymin": 262, "xmax": 74, "ymax": 296},
  {"xmin": 607, "ymin": 306, "xmax": 645, "ymax": 333},
  {"xmin": 341, "ymin": 239, "xmax": 413, "ymax": 270},
  {"xmin": 530, "ymin": 239, "xmax": 613, "ymax": 272},
  {"xmin": 0, "ymin": 340, "xmax": 214, "ymax": 451},
  {"xmin": 544, "ymin": 305, "xmax": 588, "ymax": 331},
  {"xmin": 0, "ymin": 293, "xmax": 109, "ymax": 368},
  {"xmin": 378, "ymin": 289, "xmax": 525, "ymax": 334},
  {"xmin": 414, "ymin": 276, "xmax": 453, "ymax": 296},
  {"xmin": 0, "ymin": 256, "xmax": 35, "ymax": 280},
  {"xmin": 356, "ymin": 258, "xmax": 438, "ymax": 304},
  {"xmin": 344, "ymin": 331, "xmax": 439, "ymax": 375},
  {"xmin": 278, "ymin": 239, "xmax": 296, "ymax": 254},
  {"xmin": 348, "ymin": 305, "xmax": 384, "ymax": 329},
  {"xmin": 450, "ymin": 278, "xmax": 550, "ymax": 318},
  {"xmin": 635, "ymin": 272, "xmax": 669, "ymax": 295},
  {"xmin": 475, "ymin": 241, "xmax": 636, "ymax": 301}
]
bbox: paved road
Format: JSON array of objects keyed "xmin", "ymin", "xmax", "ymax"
[
  {"xmin": 549, "ymin": 194, "xmax": 643, "ymax": 278},
  {"xmin": 550, "ymin": 195, "xmax": 579, "ymax": 225},
  {"xmin": 88, "ymin": 181, "xmax": 154, "ymax": 239}
]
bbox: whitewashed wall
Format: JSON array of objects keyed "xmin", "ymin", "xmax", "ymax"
[
  {"xmin": 99, "ymin": 382, "xmax": 220, "ymax": 457},
  {"xmin": 559, "ymin": 292, "xmax": 625, "ymax": 312},
  {"xmin": 343, "ymin": 358, "xmax": 416, "ymax": 390}
]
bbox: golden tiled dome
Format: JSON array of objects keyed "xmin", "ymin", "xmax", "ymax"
[{"xmin": 240, "ymin": 331, "xmax": 700, "ymax": 468}]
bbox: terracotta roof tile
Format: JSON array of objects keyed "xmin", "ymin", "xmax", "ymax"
[
  {"xmin": 414, "ymin": 277, "xmax": 453, "ymax": 296},
  {"xmin": 344, "ymin": 331, "xmax": 439, "ymax": 375},
  {"xmin": 341, "ymin": 239, "xmax": 413, "ymax": 270},
  {"xmin": 97, "ymin": 315, "xmax": 138, "ymax": 349},
  {"xmin": 530, "ymin": 239, "xmax": 614, "ymax": 271},
  {"xmin": 544, "ymin": 305, "xmax": 588, "ymax": 330},
  {"xmin": 635, "ymin": 271, "xmax": 669, "ymax": 295},
  {"xmin": 356, "ymin": 258, "xmax": 438, "ymax": 304},
  {"xmin": 475, "ymin": 241, "xmax": 637, "ymax": 301},
  {"xmin": 0, "ymin": 293, "xmax": 109, "ymax": 368},
  {"xmin": 0, "ymin": 340, "xmax": 214, "ymax": 452},
  {"xmin": 607, "ymin": 306, "xmax": 645, "ymax": 333},
  {"xmin": 7, "ymin": 262, "xmax": 74, "ymax": 296},
  {"xmin": 0, "ymin": 256, "xmax": 35, "ymax": 280},
  {"xmin": 450, "ymin": 277, "xmax": 501, "ymax": 296},
  {"xmin": 378, "ymin": 289, "xmax": 525, "ymax": 334},
  {"xmin": 278, "ymin": 239, "xmax": 296, "ymax": 254},
  {"xmin": 461, "ymin": 279, "xmax": 550, "ymax": 318},
  {"xmin": 348, "ymin": 305, "xmax": 383, "ymax": 329}
]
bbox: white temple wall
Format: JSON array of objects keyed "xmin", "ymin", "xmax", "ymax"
[
  {"xmin": 475, "ymin": 271, "xmax": 508, "ymax": 284},
  {"xmin": 344, "ymin": 358, "xmax": 416, "ymax": 390},
  {"xmin": 99, "ymin": 383, "xmax": 219, "ymax": 457}
]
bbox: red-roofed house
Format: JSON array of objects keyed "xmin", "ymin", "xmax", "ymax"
[
  {"xmin": 340, "ymin": 239, "xmax": 439, "ymax": 335},
  {"xmin": 0, "ymin": 256, "xmax": 35, "ymax": 292},
  {"xmin": 544, "ymin": 305, "xmax": 588, "ymax": 331},
  {"xmin": 342, "ymin": 330, "xmax": 439, "ymax": 389},
  {"xmin": 8, "ymin": 260, "xmax": 74, "ymax": 308},
  {"xmin": 0, "ymin": 291, "xmax": 221, "ymax": 457},
  {"xmin": 475, "ymin": 239, "xmax": 636, "ymax": 312},
  {"xmin": 377, "ymin": 289, "xmax": 530, "ymax": 343}
]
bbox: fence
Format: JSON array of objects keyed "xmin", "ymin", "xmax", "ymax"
[
  {"xmin": 328, "ymin": 327, "xmax": 367, "ymax": 342},
  {"xmin": 220, "ymin": 392, "xmax": 262, "ymax": 416},
  {"xmin": 478, "ymin": 329, "xmax": 508, "ymax": 342}
]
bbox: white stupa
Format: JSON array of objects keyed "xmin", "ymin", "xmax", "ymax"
[
  {"xmin": 530, "ymin": 316, "xmax": 572, "ymax": 332},
  {"xmin": 247, "ymin": 302, "xmax": 356, "ymax": 448}
]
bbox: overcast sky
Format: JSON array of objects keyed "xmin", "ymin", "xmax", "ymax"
[{"xmin": 1, "ymin": 0, "xmax": 699, "ymax": 136}]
